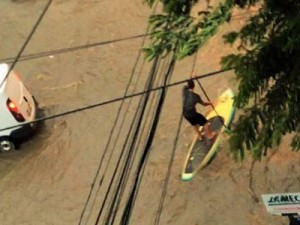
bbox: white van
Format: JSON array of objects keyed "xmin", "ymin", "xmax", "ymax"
[{"xmin": 0, "ymin": 63, "xmax": 37, "ymax": 152}]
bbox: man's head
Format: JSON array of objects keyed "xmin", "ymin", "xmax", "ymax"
[{"xmin": 187, "ymin": 79, "xmax": 195, "ymax": 90}]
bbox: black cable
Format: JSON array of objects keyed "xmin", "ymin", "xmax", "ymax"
[
  {"xmin": 154, "ymin": 115, "xmax": 183, "ymax": 225},
  {"xmin": 101, "ymin": 53, "xmax": 168, "ymax": 225},
  {"xmin": 133, "ymin": 56, "xmax": 170, "ymax": 153},
  {"xmin": 103, "ymin": 58, "xmax": 163, "ymax": 225},
  {"xmin": 94, "ymin": 57, "xmax": 160, "ymax": 225},
  {"xmin": 107, "ymin": 54, "xmax": 172, "ymax": 225},
  {"xmin": 120, "ymin": 58, "xmax": 176, "ymax": 225},
  {"xmin": 124, "ymin": 55, "xmax": 171, "ymax": 180},
  {"xmin": 77, "ymin": 26, "xmax": 150, "ymax": 225},
  {"xmin": 0, "ymin": 0, "xmax": 53, "ymax": 87},
  {"xmin": 102, "ymin": 63, "xmax": 158, "ymax": 225},
  {"xmin": 0, "ymin": 10, "xmax": 257, "ymax": 65},
  {"xmin": 88, "ymin": 4, "xmax": 161, "ymax": 224},
  {"xmin": 153, "ymin": 51, "xmax": 198, "ymax": 225},
  {"xmin": 81, "ymin": 60, "xmax": 149, "ymax": 225},
  {"xmin": 100, "ymin": 57, "xmax": 162, "ymax": 225},
  {"xmin": 0, "ymin": 10, "xmax": 257, "ymax": 63},
  {"xmin": 121, "ymin": 60, "xmax": 175, "ymax": 224},
  {"xmin": 0, "ymin": 69, "xmax": 231, "ymax": 133},
  {"xmin": 95, "ymin": 60, "xmax": 149, "ymax": 207},
  {"xmin": 0, "ymin": 34, "xmax": 149, "ymax": 64}
]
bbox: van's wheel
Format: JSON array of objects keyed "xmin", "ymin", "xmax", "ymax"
[{"xmin": 0, "ymin": 138, "xmax": 16, "ymax": 152}]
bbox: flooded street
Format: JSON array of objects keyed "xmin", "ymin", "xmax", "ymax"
[{"xmin": 0, "ymin": 1, "xmax": 299, "ymax": 225}]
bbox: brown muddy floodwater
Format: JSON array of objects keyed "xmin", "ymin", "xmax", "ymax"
[{"xmin": 0, "ymin": 1, "xmax": 299, "ymax": 225}]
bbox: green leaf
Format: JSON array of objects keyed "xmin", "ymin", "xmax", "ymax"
[{"xmin": 223, "ymin": 32, "xmax": 239, "ymax": 44}]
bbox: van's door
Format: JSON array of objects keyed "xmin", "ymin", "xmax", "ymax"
[{"xmin": 4, "ymin": 71, "xmax": 36, "ymax": 122}]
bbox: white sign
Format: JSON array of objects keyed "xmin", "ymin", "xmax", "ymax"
[{"xmin": 262, "ymin": 193, "xmax": 300, "ymax": 215}]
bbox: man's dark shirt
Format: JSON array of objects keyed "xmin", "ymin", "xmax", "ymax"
[{"xmin": 182, "ymin": 85, "xmax": 203, "ymax": 117}]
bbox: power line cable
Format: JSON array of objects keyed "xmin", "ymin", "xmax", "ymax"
[
  {"xmin": 102, "ymin": 56, "xmax": 163, "ymax": 225},
  {"xmin": 77, "ymin": 23, "xmax": 151, "ymax": 225},
  {"xmin": 91, "ymin": 56, "xmax": 160, "ymax": 225},
  {"xmin": 0, "ymin": 0, "xmax": 53, "ymax": 87},
  {"xmin": 124, "ymin": 55, "xmax": 171, "ymax": 176},
  {"xmin": 99, "ymin": 52, "xmax": 168, "ymax": 225},
  {"xmin": 0, "ymin": 34, "xmax": 149, "ymax": 64},
  {"xmin": 102, "ymin": 66, "xmax": 160, "ymax": 224},
  {"xmin": 0, "ymin": 69, "xmax": 232, "ymax": 133},
  {"xmin": 81, "ymin": 4, "xmax": 161, "ymax": 224},
  {"xmin": 154, "ymin": 115, "xmax": 183, "ymax": 225},
  {"xmin": 153, "ymin": 52, "xmax": 199, "ymax": 225},
  {"xmin": 120, "ymin": 58, "xmax": 176, "ymax": 225},
  {"xmin": 0, "ymin": 11, "xmax": 257, "ymax": 65},
  {"xmin": 106, "ymin": 54, "xmax": 172, "ymax": 225},
  {"xmin": 80, "ymin": 60, "xmax": 149, "ymax": 225},
  {"xmin": 133, "ymin": 56, "xmax": 170, "ymax": 153},
  {"xmin": 97, "ymin": 57, "xmax": 162, "ymax": 225},
  {"xmin": 102, "ymin": 65, "xmax": 157, "ymax": 225}
]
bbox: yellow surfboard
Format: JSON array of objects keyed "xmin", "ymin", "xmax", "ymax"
[{"xmin": 181, "ymin": 88, "xmax": 235, "ymax": 181}]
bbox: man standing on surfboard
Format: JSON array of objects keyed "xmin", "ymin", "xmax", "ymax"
[{"xmin": 182, "ymin": 78, "xmax": 217, "ymax": 140}]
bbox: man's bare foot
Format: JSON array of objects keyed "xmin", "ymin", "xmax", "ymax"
[
  {"xmin": 198, "ymin": 135, "xmax": 205, "ymax": 141},
  {"xmin": 207, "ymin": 131, "xmax": 217, "ymax": 140},
  {"xmin": 197, "ymin": 133, "xmax": 205, "ymax": 141}
]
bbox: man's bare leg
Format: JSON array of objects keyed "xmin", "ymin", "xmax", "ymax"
[
  {"xmin": 193, "ymin": 125, "xmax": 204, "ymax": 140},
  {"xmin": 203, "ymin": 122, "xmax": 217, "ymax": 139}
]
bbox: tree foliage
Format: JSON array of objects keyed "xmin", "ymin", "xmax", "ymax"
[
  {"xmin": 222, "ymin": 0, "xmax": 300, "ymax": 159},
  {"xmin": 143, "ymin": 0, "xmax": 232, "ymax": 60},
  {"xmin": 144, "ymin": 0, "xmax": 199, "ymax": 16},
  {"xmin": 144, "ymin": 0, "xmax": 300, "ymax": 159}
]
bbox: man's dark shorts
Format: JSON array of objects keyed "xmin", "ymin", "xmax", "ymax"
[{"xmin": 184, "ymin": 112, "xmax": 208, "ymax": 126}]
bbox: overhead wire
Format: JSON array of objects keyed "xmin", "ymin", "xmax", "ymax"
[
  {"xmin": 97, "ymin": 60, "xmax": 150, "ymax": 215},
  {"xmin": 120, "ymin": 58, "xmax": 176, "ymax": 225},
  {"xmin": 81, "ymin": 61, "xmax": 149, "ymax": 225},
  {"xmin": 106, "ymin": 54, "xmax": 172, "ymax": 225},
  {"xmin": 78, "ymin": 3, "xmax": 161, "ymax": 223},
  {"xmin": 98, "ymin": 57, "xmax": 165, "ymax": 225},
  {"xmin": 77, "ymin": 21, "xmax": 151, "ymax": 225},
  {"xmin": 102, "ymin": 57, "xmax": 161, "ymax": 225},
  {"xmin": 93, "ymin": 56, "xmax": 160, "ymax": 225},
  {"xmin": 0, "ymin": 69, "xmax": 231, "ymax": 133},
  {"xmin": 153, "ymin": 50, "xmax": 200, "ymax": 225},
  {"xmin": 154, "ymin": 115, "xmax": 183, "ymax": 225},
  {"xmin": 133, "ymin": 56, "xmax": 171, "ymax": 155},
  {"xmin": 97, "ymin": 50, "xmax": 173, "ymax": 225},
  {"xmin": 99, "ymin": 48, "xmax": 164, "ymax": 225},
  {"xmin": 0, "ymin": 0, "xmax": 53, "ymax": 88},
  {"xmin": 0, "ymin": 34, "xmax": 150, "ymax": 64},
  {"xmin": 83, "ymin": 4, "xmax": 161, "ymax": 224},
  {"xmin": 0, "ymin": 10, "xmax": 258, "ymax": 65}
]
